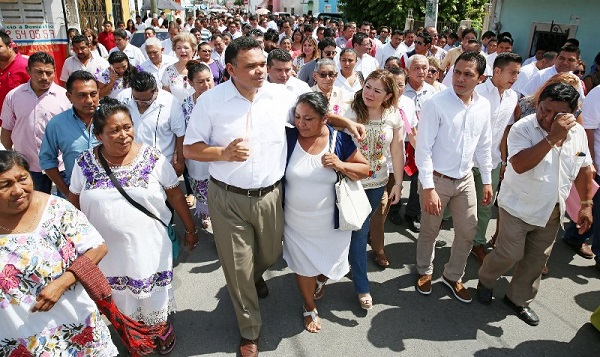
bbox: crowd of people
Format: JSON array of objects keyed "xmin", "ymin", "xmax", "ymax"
[{"xmin": 0, "ymin": 7, "xmax": 599, "ymax": 357}]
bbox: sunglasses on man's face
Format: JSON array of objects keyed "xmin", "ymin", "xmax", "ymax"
[
  {"xmin": 573, "ymin": 70, "xmax": 584, "ymax": 75},
  {"xmin": 323, "ymin": 50, "xmax": 337, "ymax": 56},
  {"xmin": 317, "ymin": 72, "xmax": 337, "ymax": 78}
]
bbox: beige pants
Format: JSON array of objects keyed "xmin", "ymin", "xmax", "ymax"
[
  {"xmin": 208, "ymin": 181, "xmax": 284, "ymax": 340},
  {"xmin": 479, "ymin": 206, "xmax": 560, "ymax": 306},
  {"xmin": 416, "ymin": 172, "xmax": 478, "ymax": 281}
]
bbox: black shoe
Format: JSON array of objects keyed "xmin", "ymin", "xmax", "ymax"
[
  {"xmin": 503, "ymin": 295, "xmax": 539, "ymax": 326},
  {"xmin": 435, "ymin": 240, "xmax": 447, "ymax": 247},
  {"xmin": 477, "ymin": 281, "xmax": 493, "ymax": 304},
  {"xmin": 405, "ymin": 215, "xmax": 420, "ymax": 232},
  {"xmin": 388, "ymin": 213, "xmax": 403, "ymax": 225},
  {"xmin": 255, "ymin": 277, "xmax": 269, "ymax": 299}
]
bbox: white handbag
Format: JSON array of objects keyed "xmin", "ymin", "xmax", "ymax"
[{"xmin": 330, "ymin": 131, "xmax": 372, "ymax": 231}]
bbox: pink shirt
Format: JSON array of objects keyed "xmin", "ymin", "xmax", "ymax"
[
  {"xmin": 0, "ymin": 53, "xmax": 30, "ymax": 125},
  {"xmin": 1, "ymin": 82, "xmax": 71, "ymax": 172}
]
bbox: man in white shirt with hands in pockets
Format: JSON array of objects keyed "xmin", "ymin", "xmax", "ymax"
[{"xmin": 415, "ymin": 51, "xmax": 493, "ymax": 304}]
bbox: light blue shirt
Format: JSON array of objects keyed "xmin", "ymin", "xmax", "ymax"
[{"xmin": 39, "ymin": 108, "xmax": 100, "ymax": 184}]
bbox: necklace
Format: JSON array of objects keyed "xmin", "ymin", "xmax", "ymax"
[
  {"xmin": 101, "ymin": 146, "xmax": 130, "ymax": 167},
  {"xmin": 0, "ymin": 197, "xmax": 40, "ymax": 234}
]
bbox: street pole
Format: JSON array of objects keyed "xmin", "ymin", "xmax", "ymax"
[
  {"xmin": 151, "ymin": 0, "xmax": 158, "ymax": 18},
  {"xmin": 425, "ymin": 0, "xmax": 438, "ymax": 29}
]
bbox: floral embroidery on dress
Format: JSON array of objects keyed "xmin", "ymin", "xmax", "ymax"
[
  {"xmin": 182, "ymin": 95, "xmax": 195, "ymax": 127},
  {"xmin": 75, "ymin": 146, "xmax": 160, "ymax": 190},
  {"xmin": 107, "ymin": 270, "xmax": 173, "ymax": 295},
  {"xmin": 96, "ymin": 68, "xmax": 124, "ymax": 91},
  {"xmin": 189, "ymin": 177, "xmax": 209, "ymax": 217},
  {"xmin": 162, "ymin": 65, "xmax": 190, "ymax": 91}
]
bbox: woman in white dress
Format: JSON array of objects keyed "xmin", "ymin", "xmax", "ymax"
[
  {"xmin": 69, "ymin": 98, "xmax": 198, "ymax": 354},
  {"xmin": 161, "ymin": 32, "xmax": 197, "ymax": 102},
  {"xmin": 335, "ymin": 49, "xmax": 364, "ymax": 94},
  {"xmin": 283, "ymin": 92, "xmax": 368, "ymax": 333},
  {"xmin": 97, "ymin": 51, "xmax": 138, "ymax": 99}
]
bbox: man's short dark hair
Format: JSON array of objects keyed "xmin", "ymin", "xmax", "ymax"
[
  {"xmin": 28, "ymin": 51, "xmax": 55, "ymax": 68},
  {"xmin": 267, "ymin": 48, "xmax": 292, "ymax": 66},
  {"xmin": 0, "ymin": 30, "xmax": 11, "ymax": 46},
  {"xmin": 493, "ymin": 52, "xmax": 522, "ymax": 69},
  {"xmin": 448, "ymin": 32, "xmax": 459, "ymax": 40},
  {"xmin": 403, "ymin": 29, "xmax": 415, "ymax": 36},
  {"xmin": 66, "ymin": 70, "xmax": 96, "ymax": 92},
  {"xmin": 392, "ymin": 29, "xmax": 403, "ymax": 37},
  {"xmin": 318, "ymin": 37, "xmax": 336, "ymax": 52},
  {"xmin": 263, "ymin": 30, "xmax": 278, "ymax": 43},
  {"xmin": 113, "ymin": 29, "xmax": 128, "ymax": 40},
  {"xmin": 497, "ymin": 36, "xmax": 514, "ymax": 46},
  {"xmin": 116, "ymin": 20, "xmax": 125, "ymax": 27},
  {"xmin": 417, "ymin": 32, "xmax": 433, "ymax": 45},
  {"xmin": 565, "ymin": 38, "xmax": 580, "ymax": 47},
  {"xmin": 247, "ymin": 28, "xmax": 264, "ymax": 38},
  {"xmin": 482, "ymin": 31, "xmax": 496, "ymax": 40},
  {"xmin": 542, "ymin": 51, "xmax": 558, "ymax": 62},
  {"xmin": 71, "ymin": 35, "xmax": 89, "ymax": 46},
  {"xmin": 461, "ymin": 28, "xmax": 477, "ymax": 39},
  {"xmin": 538, "ymin": 82, "xmax": 580, "ymax": 112},
  {"xmin": 352, "ymin": 32, "xmax": 369, "ymax": 47},
  {"xmin": 225, "ymin": 37, "xmax": 262, "ymax": 65},
  {"xmin": 322, "ymin": 28, "xmax": 335, "ymax": 39},
  {"xmin": 560, "ymin": 45, "xmax": 581, "ymax": 58},
  {"xmin": 487, "ymin": 37, "xmax": 498, "ymax": 45},
  {"xmin": 455, "ymin": 51, "xmax": 487, "ymax": 76},
  {"xmin": 145, "ymin": 27, "xmax": 156, "ymax": 35},
  {"xmin": 248, "ymin": 14, "xmax": 258, "ymax": 21},
  {"xmin": 103, "ymin": 20, "xmax": 113, "ymax": 26},
  {"xmin": 130, "ymin": 71, "xmax": 158, "ymax": 92}
]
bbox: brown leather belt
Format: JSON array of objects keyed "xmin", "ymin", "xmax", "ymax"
[
  {"xmin": 210, "ymin": 177, "xmax": 281, "ymax": 197},
  {"xmin": 433, "ymin": 171, "xmax": 460, "ymax": 180}
]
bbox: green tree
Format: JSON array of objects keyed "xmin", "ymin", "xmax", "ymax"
[{"xmin": 340, "ymin": 0, "xmax": 488, "ymax": 31}]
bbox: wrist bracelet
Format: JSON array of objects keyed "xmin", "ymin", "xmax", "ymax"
[
  {"xmin": 394, "ymin": 181, "xmax": 402, "ymax": 187},
  {"xmin": 544, "ymin": 136, "xmax": 554, "ymax": 148},
  {"xmin": 185, "ymin": 228, "xmax": 199, "ymax": 234},
  {"xmin": 581, "ymin": 200, "xmax": 594, "ymax": 206}
]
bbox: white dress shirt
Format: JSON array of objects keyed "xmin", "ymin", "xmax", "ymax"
[
  {"xmin": 355, "ymin": 54, "xmax": 380, "ymax": 79},
  {"xmin": 522, "ymin": 56, "xmax": 537, "ymax": 66},
  {"xmin": 499, "ymin": 114, "xmax": 592, "ymax": 226},
  {"xmin": 117, "ymin": 88, "xmax": 186, "ymax": 162},
  {"xmin": 582, "ymin": 86, "xmax": 600, "ymax": 169},
  {"xmin": 397, "ymin": 42, "xmax": 413, "ymax": 54},
  {"xmin": 60, "ymin": 55, "xmax": 109, "ymax": 82},
  {"xmin": 474, "ymin": 79, "xmax": 518, "ymax": 168},
  {"xmin": 521, "ymin": 65, "xmax": 585, "ymax": 98},
  {"xmin": 416, "ymin": 88, "xmax": 493, "ymax": 189},
  {"xmin": 335, "ymin": 72, "xmax": 362, "ymax": 93},
  {"xmin": 161, "ymin": 38, "xmax": 174, "ymax": 57},
  {"xmin": 512, "ymin": 62, "xmax": 540, "ymax": 95},
  {"xmin": 282, "ymin": 76, "xmax": 312, "ymax": 97},
  {"xmin": 140, "ymin": 54, "xmax": 177, "ymax": 84},
  {"xmin": 109, "ymin": 43, "xmax": 145, "ymax": 67},
  {"xmin": 184, "ymin": 81, "xmax": 296, "ymax": 189},
  {"xmin": 375, "ymin": 42, "xmax": 401, "ymax": 69}
]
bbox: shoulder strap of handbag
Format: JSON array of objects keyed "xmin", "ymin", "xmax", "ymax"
[
  {"xmin": 329, "ymin": 129, "xmax": 338, "ymax": 154},
  {"xmin": 97, "ymin": 145, "xmax": 168, "ymax": 228},
  {"xmin": 356, "ymin": 71, "xmax": 365, "ymax": 87}
]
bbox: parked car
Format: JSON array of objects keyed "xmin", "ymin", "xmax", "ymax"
[{"xmin": 130, "ymin": 29, "xmax": 169, "ymax": 48}]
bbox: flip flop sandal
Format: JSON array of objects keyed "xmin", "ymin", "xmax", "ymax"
[
  {"xmin": 373, "ymin": 251, "xmax": 390, "ymax": 268},
  {"xmin": 314, "ymin": 276, "xmax": 328, "ymax": 300},
  {"xmin": 358, "ymin": 293, "xmax": 373, "ymax": 310},
  {"xmin": 157, "ymin": 323, "xmax": 176, "ymax": 355},
  {"xmin": 302, "ymin": 306, "xmax": 320, "ymax": 333}
]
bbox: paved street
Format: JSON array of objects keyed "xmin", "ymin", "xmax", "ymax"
[{"xmin": 112, "ymin": 180, "xmax": 600, "ymax": 356}]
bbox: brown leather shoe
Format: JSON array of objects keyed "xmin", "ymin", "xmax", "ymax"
[
  {"xmin": 373, "ymin": 251, "xmax": 390, "ymax": 268},
  {"xmin": 416, "ymin": 274, "xmax": 432, "ymax": 295},
  {"xmin": 470, "ymin": 245, "xmax": 488, "ymax": 264},
  {"xmin": 239, "ymin": 338, "xmax": 258, "ymax": 357},
  {"xmin": 442, "ymin": 275, "xmax": 472, "ymax": 303}
]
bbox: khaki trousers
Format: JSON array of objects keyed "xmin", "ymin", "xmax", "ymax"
[
  {"xmin": 479, "ymin": 206, "xmax": 560, "ymax": 307},
  {"xmin": 208, "ymin": 180, "xmax": 284, "ymax": 340},
  {"xmin": 416, "ymin": 172, "xmax": 478, "ymax": 281},
  {"xmin": 370, "ymin": 174, "xmax": 396, "ymax": 252}
]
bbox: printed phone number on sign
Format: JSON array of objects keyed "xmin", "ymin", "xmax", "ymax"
[{"xmin": 4, "ymin": 29, "xmax": 57, "ymax": 40}]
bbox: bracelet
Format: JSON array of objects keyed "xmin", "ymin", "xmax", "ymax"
[
  {"xmin": 501, "ymin": 161, "xmax": 507, "ymax": 166},
  {"xmin": 581, "ymin": 200, "xmax": 594, "ymax": 207},
  {"xmin": 185, "ymin": 228, "xmax": 199, "ymax": 234},
  {"xmin": 394, "ymin": 181, "xmax": 402, "ymax": 187},
  {"xmin": 544, "ymin": 136, "xmax": 554, "ymax": 148}
]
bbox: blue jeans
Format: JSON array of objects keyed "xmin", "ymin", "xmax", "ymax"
[
  {"xmin": 563, "ymin": 174, "xmax": 600, "ymax": 263},
  {"xmin": 30, "ymin": 171, "xmax": 53, "ymax": 194},
  {"xmin": 349, "ymin": 186, "xmax": 385, "ymax": 294}
]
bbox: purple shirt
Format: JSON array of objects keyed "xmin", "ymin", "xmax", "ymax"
[{"xmin": 1, "ymin": 82, "xmax": 71, "ymax": 172}]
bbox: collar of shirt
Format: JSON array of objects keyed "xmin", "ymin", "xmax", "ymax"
[
  {"xmin": 221, "ymin": 79, "xmax": 276, "ymax": 103},
  {"xmin": 24, "ymin": 81, "xmax": 61, "ymax": 98}
]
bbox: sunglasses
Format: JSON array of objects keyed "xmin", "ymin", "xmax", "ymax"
[
  {"xmin": 573, "ymin": 70, "xmax": 584, "ymax": 75},
  {"xmin": 317, "ymin": 72, "xmax": 337, "ymax": 78},
  {"xmin": 428, "ymin": 69, "xmax": 438, "ymax": 74},
  {"xmin": 324, "ymin": 50, "xmax": 337, "ymax": 56},
  {"xmin": 414, "ymin": 41, "xmax": 425, "ymax": 46}
]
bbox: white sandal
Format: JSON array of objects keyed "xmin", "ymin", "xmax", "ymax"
[
  {"xmin": 302, "ymin": 306, "xmax": 320, "ymax": 333},
  {"xmin": 358, "ymin": 293, "xmax": 373, "ymax": 310},
  {"xmin": 314, "ymin": 276, "xmax": 328, "ymax": 300}
]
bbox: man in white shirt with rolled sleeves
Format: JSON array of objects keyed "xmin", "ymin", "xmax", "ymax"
[
  {"xmin": 415, "ymin": 51, "xmax": 493, "ymax": 304},
  {"xmin": 266, "ymin": 49, "xmax": 311, "ymax": 97},
  {"xmin": 140, "ymin": 38, "xmax": 177, "ymax": 84}
]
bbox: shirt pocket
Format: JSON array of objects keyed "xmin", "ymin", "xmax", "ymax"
[{"xmin": 562, "ymin": 155, "xmax": 586, "ymax": 181}]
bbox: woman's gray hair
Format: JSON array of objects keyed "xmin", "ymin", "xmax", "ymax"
[
  {"xmin": 314, "ymin": 58, "xmax": 336, "ymax": 72},
  {"xmin": 0, "ymin": 150, "xmax": 30, "ymax": 173}
]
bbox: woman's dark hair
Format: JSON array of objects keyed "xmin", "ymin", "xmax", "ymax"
[
  {"xmin": 295, "ymin": 92, "xmax": 329, "ymax": 118},
  {"xmin": 107, "ymin": 51, "xmax": 138, "ymax": 89},
  {"xmin": 537, "ymin": 82, "xmax": 580, "ymax": 112},
  {"xmin": 93, "ymin": 97, "xmax": 133, "ymax": 135},
  {"xmin": 186, "ymin": 60, "xmax": 212, "ymax": 82},
  {"xmin": 0, "ymin": 150, "xmax": 30, "ymax": 173}
]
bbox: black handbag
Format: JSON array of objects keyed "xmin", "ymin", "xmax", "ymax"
[{"xmin": 97, "ymin": 146, "xmax": 179, "ymax": 260}]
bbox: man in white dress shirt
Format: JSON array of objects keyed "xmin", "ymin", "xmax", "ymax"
[
  {"xmin": 485, "ymin": 36, "xmax": 513, "ymax": 72},
  {"xmin": 415, "ymin": 51, "xmax": 493, "ymax": 303},
  {"xmin": 397, "ymin": 29, "xmax": 416, "ymax": 54},
  {"xmin": 512, "ymin": 51, "xmax": 556, "ymax": 95},
  {"xmin": 477, "ymin": 83, "xmax": 593, "ymax": 325},
  {"xmin": 425, "ymin": 26, "xmax": 447, "ymax": 64},
  {"xmin": 520, "ymin": 45, "xmax": 584, "ymax": 98},
  {"xmin": 376, "ymin": 30, "xmax": 404, "ymax": 69},
  {"xmin": 471, "ymin": 53, "xmax": 522, "ymax": 263},
  {"xmin": 161, "ymin": 24, "xmax": 180, "ymax": 57},
  {"xmin": 109, "ymin": 29, "xmax": 145, "ymax": 67},
  {"xmin": 140, "ymin": 38, "xmax": 177, "ymax": 84},
  {"xmin": 183, "ymin": 37, "xmax": 361, "ymax": 357},
  {"xmin": 266, "ymin": 49, "xmax": 310, "ymax": 96},
  {"xmin": 352, "ymin": 32, "xmax": 379, "ymax": 79},
  {"xmin": 60, "ymin": 35, "xmax": 109, "ymax": 86},
  {"xmin": 116, "ymin": 71, "xmax": 186, "ymax": 176}
]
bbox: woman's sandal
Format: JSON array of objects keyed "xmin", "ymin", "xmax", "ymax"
[
  {"xmin": 358, "ymin": 293, "xmax": 373, "ymax": 310},
  {"xmin": 156, "ymin": 323, "xmax": 176, "ymax": 355},
  {"xmin": 314, "ymin": 275, "xmax": 328, "ymax": 300},
  {"xmin": 302, "ymin": 306, "xmax": 321, "ymax": 333},
  {"xmin": 373, "ymin": 251, "xmax": 390, "ymax": 268}
]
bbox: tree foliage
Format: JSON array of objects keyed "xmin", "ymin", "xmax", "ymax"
[{"xmin": 340, "ymin": 0, "xmax": 488, "ymax": 31}]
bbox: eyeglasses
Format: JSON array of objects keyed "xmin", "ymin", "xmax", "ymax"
[
  {"xmin": 317, "ymin": 72, "xmax": 337, "ymax": 78},
  {"xmin": 573, "ymin": 70, "xmax": 584, "ymax": 75},
  {"xmin": 414, "ymin": 41, "xmax": 424, "ymax": 46},
  {"xmin": 428, "ymin": 69, "xmax": 438, "ymax": 74},
  {"xmin": 324, "ymin": 50, "xmax": 337, "ymax": 56},
  {"xmin": 132, "ymin": 91, "xmax": 157, "ymax": 105}
]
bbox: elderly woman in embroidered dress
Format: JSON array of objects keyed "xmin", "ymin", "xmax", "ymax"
[
  {"xmin": 68, "ymin": 98, "xmax": 198, "ymax": 354},
  {"xmin": 312, "ymin": 59, "xmax": 352, "ymax": 116},
  {"xmin": 0, "ymin": 150, "xmax": 117, "ymax": 356},
  {"xmin": 161, "ymin": 32, "xmax": 198, "ymax": 102}
]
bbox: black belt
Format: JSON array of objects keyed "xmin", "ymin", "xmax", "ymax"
[{"xmin": 210, "ymin": 177, "xmax": 281, "ymax": 197}]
